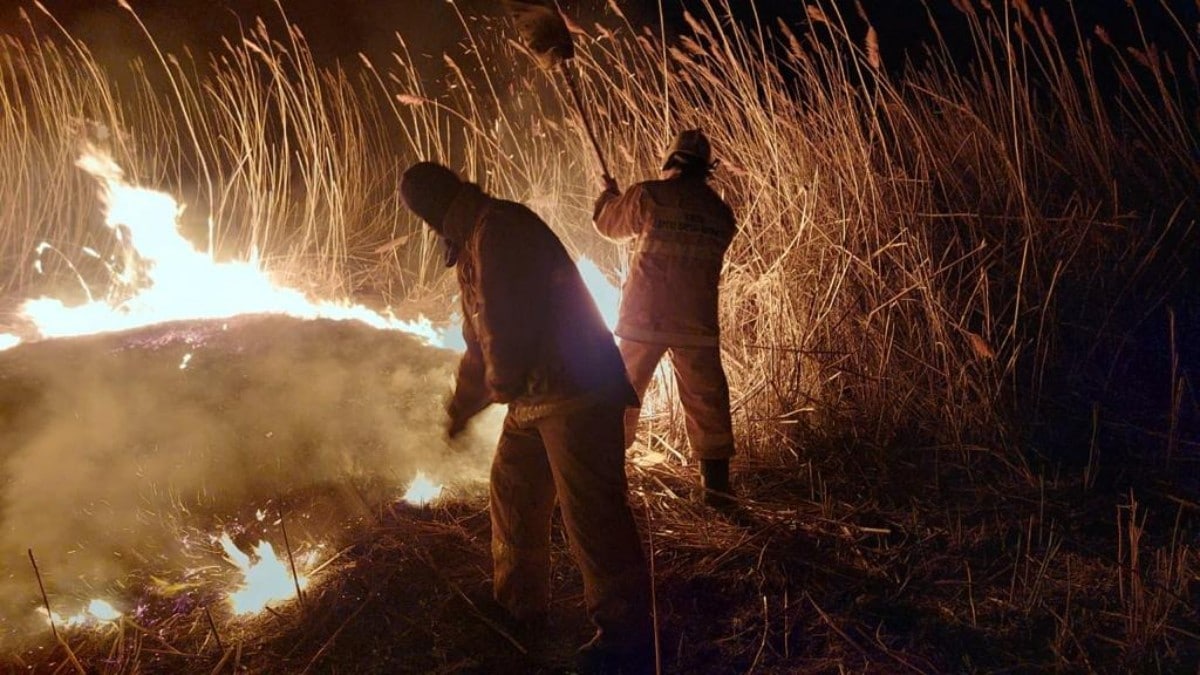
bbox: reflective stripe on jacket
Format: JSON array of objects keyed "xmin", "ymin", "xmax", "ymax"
[
  {"xmin": 444, "ymin": 183, "xmax": 636, "ymax": 423},
  {"xmin": 594, "ymin": 176, "xmax": 736, "ymax": 347}
]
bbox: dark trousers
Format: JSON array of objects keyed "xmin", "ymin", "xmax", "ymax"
[{"xmin": 490, "ymin": 400, "xmax": 652, "ymax": 646}]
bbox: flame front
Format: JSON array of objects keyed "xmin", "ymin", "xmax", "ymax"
[
  {"xmin": 14, "ymin": 147, "xmax": 443, "ymax": 346},
  {"xmin": 219, "ymin": 534, "xmax": 309, "ymax": 615},
  {"xmin": 2, "ymin": 148, "xmax": 626, "ymax": 354}
]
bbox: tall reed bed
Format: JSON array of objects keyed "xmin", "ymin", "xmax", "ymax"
[
  {"xmin": 1, "ymin": 0, "xmax": 1196, "ymax": 468},
  {"xmin": 553, "ymin": 0, "xmax": 1199, "ymax": 468}
]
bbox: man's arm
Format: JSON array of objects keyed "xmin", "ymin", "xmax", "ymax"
[
  {"xmin": 447, "ymin": 302, "xmax": 490, "ymax": 436},
  {"xmin": 593, "ymin": 181, "xmax": 648, "ymax": 242}
]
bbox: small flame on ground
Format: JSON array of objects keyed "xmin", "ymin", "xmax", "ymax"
[
  {"xmin": 42, "ymin": 599, "xmax": 122, "ymax": 629},
  {"xmin": 402, "ymin": 471, "xmax": 444, "ymax": 506},
  {"xmin": 0, "ymin": 333, "xmax": 19, "ymax": 351},
  {"xmin": 179, "ymin": 352, "xmax": 192, "ymax": 369},
  {"xmin": 219, "ymin": 533, "xmax": 309, "ymax": 615},
  {"xmin": 85, "ymin": 599, "xmax": 122, "ymax": 622}
]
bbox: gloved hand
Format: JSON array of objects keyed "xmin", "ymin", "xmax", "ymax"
[
  {"xmin": 593, "ymin": 175, "xmax": 621, "ymax": 222},
  {"xmin": 445, "ymin": 392, "xmax": 489, "ymax": 440},
  {"xmin": 446, "ymin": 408, "xmax": 470, "ymax": 439},
  {"xmin": 601, "ymin": 174, "xmax": 619, "ymax": 194},
  {"xmin": 441, "ymin": 236, "xmax": 461, "ymax": 268}
]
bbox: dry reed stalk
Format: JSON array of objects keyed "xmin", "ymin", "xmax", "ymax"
[
  {"xmin": 54, "ymin": 634, "xmax": 86, "ymax": 675},
  {"xmin": 298, "ymin": 591, "xmax": 379, "ymax": 675},
  {"xmin": 277, "ymin": 501, "xmax": 306, "ymax": 611},
  {"xmin": 209, "ymin": 645, "xmax": 235, "ymax": 675},
  {"xmin": 641, "ymin": 495, "xmax": 662, "ymax": 675},
  {"xmin": 203, "ymin": 607, "xmax": 223, "ymax": 652},
  {"xmin": 26, "ymin": 549, "xmax": 58, "ymax": 642}
]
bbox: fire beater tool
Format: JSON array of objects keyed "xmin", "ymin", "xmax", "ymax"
[{"xmin": 502, "ymin": 0, "xmax": 612, "ymax": 181}]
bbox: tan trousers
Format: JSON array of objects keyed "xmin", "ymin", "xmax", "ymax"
[
  {"xmin": 489, "ymin": 401, "xmax": 652, "ymax": 646},
  {"xmin": 618, "ymin": 339, "xmax": 736, "ymax": 460}
]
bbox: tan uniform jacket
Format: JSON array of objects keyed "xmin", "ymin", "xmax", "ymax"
[
  {"xmin": 594, "ymin": 175, "xmax": 736, "ymax": 347},
  {"xmin": 444, "ymin": 183, "xmax": 636, "ymax": 424}
]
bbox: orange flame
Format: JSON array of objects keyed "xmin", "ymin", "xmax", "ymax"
[{"xmin": 9, "ymin": 147, "xmax": 444, "ymax": 346}]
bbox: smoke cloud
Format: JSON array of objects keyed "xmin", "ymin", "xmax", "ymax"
[{"xmin": 0, "ymin": 314, "xmax": 500, "ymax": 643}]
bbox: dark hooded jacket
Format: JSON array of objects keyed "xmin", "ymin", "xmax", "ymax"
[{"xmin": 444, "ymin": 182, "xmax": 636, "ymax": 423}]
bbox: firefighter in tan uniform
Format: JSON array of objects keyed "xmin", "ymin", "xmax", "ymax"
[
  {"xmin": 400, "ymin": 162, "xmax": 653, "ymax": 673},
  {"xmin": 592, "ymin": 130, "xmax": 737, "ymax": 505}
]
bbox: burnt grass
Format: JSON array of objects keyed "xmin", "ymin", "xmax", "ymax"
[{"xmin": 7, "ymin": 432, "xmax": 1198, "ymax": 674}]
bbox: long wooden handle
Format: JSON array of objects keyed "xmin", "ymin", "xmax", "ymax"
[{"xmin": 558, "ymin": 63, "xmax": 612, "ymax": 181}]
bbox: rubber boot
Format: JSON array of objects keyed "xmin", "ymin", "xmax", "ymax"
[{"xmin": 700, "ymin": 459, "xmax": 732, "ymax": 507}]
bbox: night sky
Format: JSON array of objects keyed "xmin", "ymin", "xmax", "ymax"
[{"xmin": 6, "ymin": 1, "xmax": 1193, "ymax": 77}]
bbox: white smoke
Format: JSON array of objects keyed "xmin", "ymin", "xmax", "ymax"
[{"xmin": 0, "ymin": 315, "xmax": 501, "ymax": 644}]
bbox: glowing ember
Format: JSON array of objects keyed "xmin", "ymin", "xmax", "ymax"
[
  {"xmin": 15, "ymin": 148, "xmax": 444, "ymax": 346},
  {"xmin": 576, "ymin": 256, "xmax": 621, "ymax": 331},
  {"xmin": 219, "ymin": 534, "xmax": 309, "ymax": 615},
  {"xmin": 402, "ymin": 471, "xmax": 444, "ymax": 506}
]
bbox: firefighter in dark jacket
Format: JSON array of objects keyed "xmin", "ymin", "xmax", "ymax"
[
  {"xmin": 400, "ymin": 162, "xmax": 653, "ymax": 672},
  {"xmin": 592, "ymin": 129, "xmax": 738, "ymax": 504}
]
